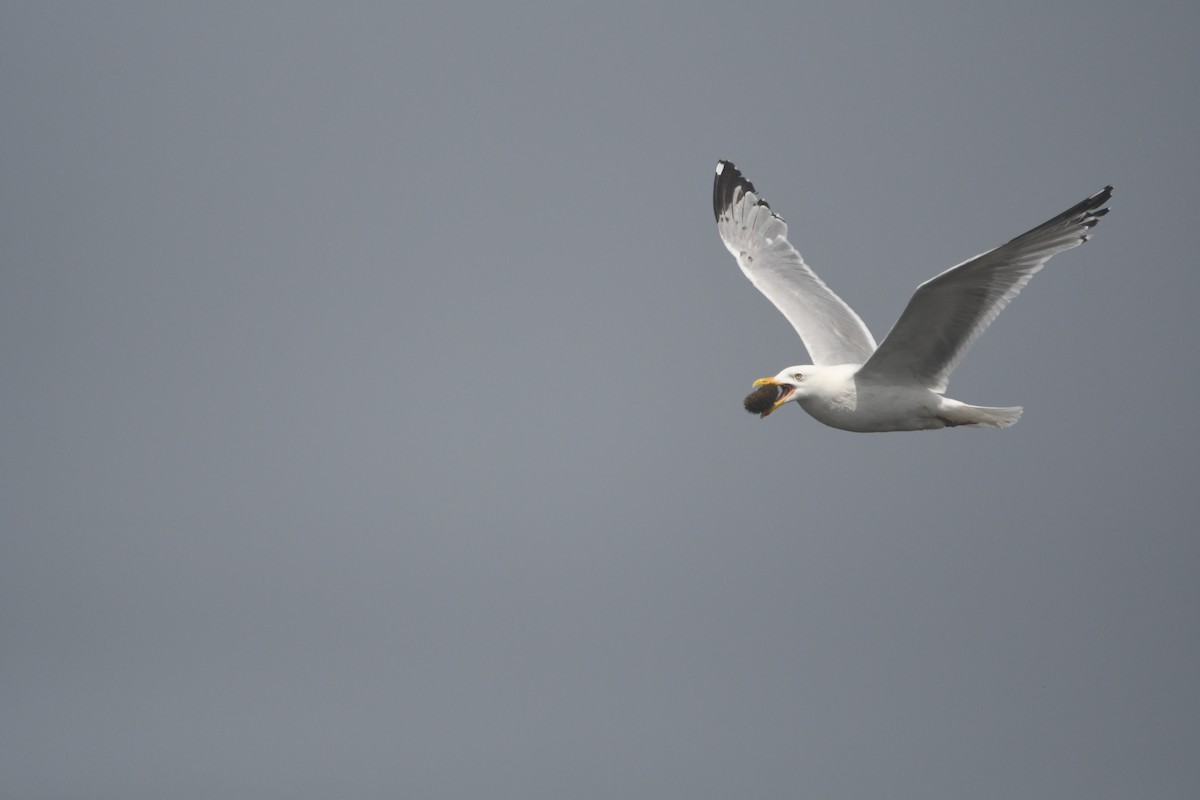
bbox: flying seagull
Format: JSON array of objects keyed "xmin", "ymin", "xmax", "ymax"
[{"xmin": 714, "ymin": 161, "xmax": 1112, "ymax": 431}]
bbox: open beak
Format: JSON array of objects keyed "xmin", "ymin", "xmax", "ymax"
[{"xmin": 751, "ymin": 378, "xmax": 798, "ymax": 418}]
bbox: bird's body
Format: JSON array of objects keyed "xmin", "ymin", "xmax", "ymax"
[
  {"xmin": 777, "ymin": 364, "xmax": 1022, "ymax": 432},
  {"xmin": 713, "ymin": 161, "xmax": 1112, "ymax": 432}
]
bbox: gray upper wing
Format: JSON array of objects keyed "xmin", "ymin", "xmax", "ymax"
[{"xmin": 857, "ymin": 185, "xmax": 1113, "ymax": 393}]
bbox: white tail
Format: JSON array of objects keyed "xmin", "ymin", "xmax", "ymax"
[{"xmin": 945, "ymin": 404, "xmax": 1024, "ymax": 429}]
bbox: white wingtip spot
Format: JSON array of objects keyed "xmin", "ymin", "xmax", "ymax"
[{"xmin": 715, "ymin": 162, "xmax": 725, "ymax": 175}]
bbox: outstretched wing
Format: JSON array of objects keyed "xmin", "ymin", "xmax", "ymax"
[
  {"xmin": 858, "ymin": 185, "xmax": 1113, "ymax": 393},
  {"xmin": 714, "ymin": 161, "xmax": 876, "ymax": 365}
]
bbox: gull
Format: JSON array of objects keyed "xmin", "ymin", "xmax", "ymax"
[{"xmin": 714, "ymin": 160, "xmax": 1112, "ymax": 431}]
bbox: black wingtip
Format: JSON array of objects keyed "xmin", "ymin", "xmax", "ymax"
[
  {"xmin": 1079, "ymin": 185, "xmax": 1114, "ymax": 236},
  {"xmin": 713, "ymin": 160, "xmax": 768, "ymax": 222},
  {"xmin": 1090, "ymin": 185, "xmax": 1114, "ymax": 209}
]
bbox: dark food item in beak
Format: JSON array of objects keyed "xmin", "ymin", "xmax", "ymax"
[{"xmin": 743, "ymin": 383, "xmax": 782, "ymax": 416}]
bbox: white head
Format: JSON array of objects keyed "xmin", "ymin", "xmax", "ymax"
[{"xmin": 743, "ymin": 365, "xmax": 816, "ymax": 418}]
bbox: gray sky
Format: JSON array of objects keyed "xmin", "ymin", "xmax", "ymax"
[{"xmin": 2, "ymin": 2, "xmax": 1198, "ymax": 798}]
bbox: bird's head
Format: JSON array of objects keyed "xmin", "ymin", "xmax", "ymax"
[{"xmin": 742, "ymin": 366, "xmax": 814, "ymax": 418}]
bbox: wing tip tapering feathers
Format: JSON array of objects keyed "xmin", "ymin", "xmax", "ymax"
[
  {"xmin": 1078, "ymin": 185, "xmax": 1114, "ymax": 241},
  {"xmin": 713, "ymin": 160, "xmax": 771, "ymax": 222}
]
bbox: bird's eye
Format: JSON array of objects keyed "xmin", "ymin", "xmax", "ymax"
[{"xmin": 792, "ymin": 372, "xmax": 804, "ymax": 380}]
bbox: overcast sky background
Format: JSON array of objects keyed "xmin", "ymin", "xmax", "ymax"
[{"xmin": 2, "ymin": 2, "xmax": 1198, "ymax": 798}]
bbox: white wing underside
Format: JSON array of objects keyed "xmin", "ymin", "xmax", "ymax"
[
  {"xmin": 714, "ymin": 161, "xmax": 1112, "ymax": 392},
  {"xmin": 713, "ymin": 162, "xmax": 876, "ymax": 365}
]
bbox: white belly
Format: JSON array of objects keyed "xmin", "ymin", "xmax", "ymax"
[{"xmin": 797, "ymin": 383, "xmax": 947, "ymax": 432}]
